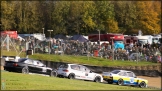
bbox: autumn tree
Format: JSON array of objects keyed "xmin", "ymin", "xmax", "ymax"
[
  {"xmin": 1, "ymin": 1, "xmax": 161, "ymax": 35},
  {"xmin": 152, "ymin": 1, "xmax": 161, "ymax": 34},
  {"xmin": 113, "ymin": 1, "xmax": 138, "ymax": 34},
  {"xmin": 135, "ymin": 1, "xmax": 160, "ymax": 35}
]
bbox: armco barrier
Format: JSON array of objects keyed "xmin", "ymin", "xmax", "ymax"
[
  {"xmin": 42, "ymin": 60, "xmax": 161, "ymax": 77},
  {"xmin": 43, "ymin": 60, "xmax": 161, "ymax": 77}
]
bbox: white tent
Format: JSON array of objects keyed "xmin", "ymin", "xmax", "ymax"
[
  {"xmin": 33, "ymin": 33, "xmax": 46, "ymax": 41},
  {"xmin": 17, "ymin": 35, "xmax": 25, "ymax": 41}
]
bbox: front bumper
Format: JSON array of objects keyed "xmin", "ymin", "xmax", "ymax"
[{"xmin": 103, "ymin": 75, "xmax": 113, "ymax": 80}]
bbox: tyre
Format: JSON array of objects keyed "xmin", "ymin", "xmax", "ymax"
[
  {"xmin": 94, "ymin": 76, "xmax": 101, "ymax": 83},
  {"xmin": 117, "ymin": 79, "xmax": 124, "ymax": 86},
  {"xmin": 22, "ymin": 67, "xmax": 29, "ymax": 74},
  {"xmin": 68, "ymin": 73, "xmax": 75, "ymax": 79},
  {"xmin": 139, "ymin": 81, "xmax": 146, "ymax": 88},
  {"xmin": 50, "ymin": 71, "xmax": 57, "ymax": 77}
]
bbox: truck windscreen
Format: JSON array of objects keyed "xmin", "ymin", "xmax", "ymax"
[{"xmin": 138, "ymin": 39, "xmax": 147, "ymax": 44}]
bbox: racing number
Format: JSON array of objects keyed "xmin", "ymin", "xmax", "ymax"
[{"xmin": 130, "ymin": 78, "xmax": 134, "ymax": 83}]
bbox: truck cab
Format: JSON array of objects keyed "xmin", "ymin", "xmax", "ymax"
[
  {"xmin": 152, "ymin": 34, "xmax": 161, "ymax": 44},
  {"xmin": 136, "ymin": 35, "xmax": 153, "ymax": 45},
  {"xmin": 124, "ymin": 35, "xmax": 138, "ymax": 46}
]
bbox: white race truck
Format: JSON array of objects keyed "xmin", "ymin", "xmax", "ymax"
[{"xmin": 136, "ymin": 35, "xmax": 153, "ymax": 45}]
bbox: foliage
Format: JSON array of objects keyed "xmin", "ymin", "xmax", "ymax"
[
  {"xmin": 1, "ymin": 1, "xmax": 161, "ymax": 36},
  {"xmin": 135, "ymin": 1, "xmax": 160, "ymax": 35},
  {"xmin": 1, "ymin": 1, "xmax": 16, "ymax": 30}
]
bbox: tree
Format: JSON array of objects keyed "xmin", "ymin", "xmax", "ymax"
[
  {"xmin": 51, "ymin": 1, "xmax": 70, "ymax": 35},
  {"xmin": 104, "ymin": 19, "xmax": 119, "ymax": 33},
  {"xmin": 152, "ymin": 1, "xmax": 161, "ymax": 34},
  {"xmin": 78, "ymin": 1, "xmax": 96, "ymax": 35},
  {"xmin": 1, "ymin": 1, "xmax": 161, "ymax": 35},
  {"xmin": 94, "ymin": 1, "xmax": 116, "ymax": 33},
  {"xmin": 1, "ymin": 1, "xmax": 16, "ymax": 30},
  {"xmin": 136, "ymin": 1, "xmax": 160, "ymax": 34},
  {"xmin": 66, "ymin": 1, "xmax": 83, "ymax": 35},
  {"xmin": 113, "ymin": 1, "xmax": 138, "ymax": 34}
]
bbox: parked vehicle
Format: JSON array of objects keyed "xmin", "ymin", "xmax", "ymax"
[
  {"xmin": 88, "ymin": 33, "xmax": 124, "ymax": 45},
  {"xmin": 136, "ymin": 35, "xmax": 153, "ymax": 45},
  {"xmin": 57, "ymin": 63, "xmax": 103, "ymax": 83},
  {"xmin": 152, "ymin": 34, "xmax": 161, "ymax": 44},
  {"xmin": 102, "ymin": 70, "xmax": 148, "ymax": 88},
  {"xmin": 4, "ymin": 58, "xmax": 57, "ymax": 77},
  {"xmin": 114, "ymin": 42, "xmax": 124, "ymax": 50},
  {"xmin": 124, "ymin": 35, "xmax": 138, "ymax": 46}
]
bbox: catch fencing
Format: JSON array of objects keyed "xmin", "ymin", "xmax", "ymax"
[{"xmin": 1, "ymin": 35, "xmax": 161, "ymax": 62}]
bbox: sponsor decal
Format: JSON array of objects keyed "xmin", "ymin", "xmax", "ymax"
[{"xmin": 81, "ymin": 76, "xmax": 86, "ymax": 78}]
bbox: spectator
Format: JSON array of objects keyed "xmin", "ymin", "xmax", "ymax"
[
  {"xmin": 129, "ymin": 41, "xmax": 134, "ymax": 48},
  {"xmin": 157, "ymin": 54, "xmax": 161, "ymax": 63}
]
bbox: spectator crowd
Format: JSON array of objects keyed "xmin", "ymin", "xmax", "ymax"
[{"xmin": 1, "ymin": 35, "xmax": 162, "ymax": 63}]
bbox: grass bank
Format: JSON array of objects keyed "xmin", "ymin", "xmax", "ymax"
[
  {"xmin": 1, "ymin": 71, "xmax": 153, "ymax": 90},
  {"xmin": 1, "ymin": 50, "xmax": 159, "ymax": 67}
]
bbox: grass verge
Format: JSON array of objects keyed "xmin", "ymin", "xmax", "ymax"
[{"xmin": 1, "ymin": 71, "xmax": 155, "ymax": 90}]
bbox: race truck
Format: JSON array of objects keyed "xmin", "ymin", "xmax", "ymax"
[{"xmin": 88, "ymin": 33, "xmax": 125, "ymax": 49}]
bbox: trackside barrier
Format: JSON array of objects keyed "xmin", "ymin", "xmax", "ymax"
[
  {"xmin": 2, "ymin": 55, "xmax": 161, "ymax": 77},
  {"xmin": 43, "ymin": 60, "xmax": 161, "ymax": 77}
]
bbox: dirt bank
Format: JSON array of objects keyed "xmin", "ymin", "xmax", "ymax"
[{"xmin": 138, "ymin": 76, "xmax": 161, "ymax": 89}]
